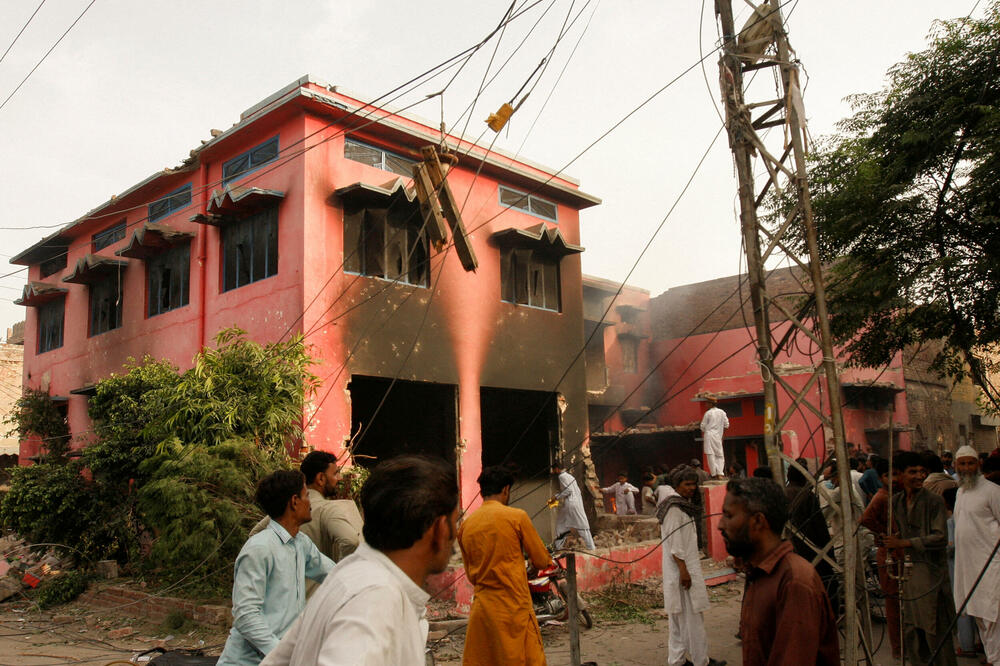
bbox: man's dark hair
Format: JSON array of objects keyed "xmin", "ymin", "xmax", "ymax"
[
  {"xmin": 478, "ymin": 465, "xmax": 515, "ymax": 497},
  {"xmin": 921, "ymin": 451, "xmax": 944, "ymax": 474},
  {"xmin": 617, "ymin": 470, "xmax": 628, "ymax": 478},
  {"xmin": 983, "ymin": 456, "xmax": 1000, "ymax": 476},
  {"xmin": 941, "ymin": 451, "xmax": 953, "ymax": 461},
  {"xmin": 894, "ymin": 450, "xmax": 923, "ymax": 472},
  {"xmin": 752, "ymin": 465, "xmax": 773, "ymax": 479},
  {"xmin": 671, "ymin": 465, "xmax": 700, "ymax": 486},
  {"xmin": 256, "ymin": 470, "xmax": 305, "ymax": 520},
  {"xmin": 361, "ymin": 455, "xmax": 458, "ymax": 552},
  {"xmin": 300, "ymin": 450, "xmax": 338, "ymax": 485},
  {"xmin": 854, "ymin": 457, "xmax": 867, "ymax": 471},
  {"xmin": 875, "ymin": 457, "xmax": 890, "ymax": 477},
  {"xmin": 725, "ymin": 477, "xmax": 789, "ymax": 534},
  {"xmin": 642, "ymin": 472, "xmax": 655, "ymax": 483},
  {"xmin": 942, "ymin": 486, "xmax": 957, "ymax": 512},
  {"xmin": 786, "ymin": 464, "xmax": 807, "ymax": 486},
  {"xmin": 551, "ymin": 461, "xmax": 565, "ymax": 471}
]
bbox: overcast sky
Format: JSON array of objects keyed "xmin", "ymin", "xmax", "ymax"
[{"xmin": 0, "ymin": 0, "xmax": 979, "ymax": 339}]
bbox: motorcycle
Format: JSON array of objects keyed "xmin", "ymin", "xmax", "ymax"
[{"xmin": 528, "ymin": 549, "xmax": 593, "ymax": 630}]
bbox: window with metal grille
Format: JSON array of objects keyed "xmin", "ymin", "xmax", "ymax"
[
  {"xmin": 718, "ymin": 401, "xmax": 743, "ymax": 418},
  {"xmin": 343, "ymin": 203, "xmax": 429, "ymax": 287},
  {"xmin": 223, "ymin": 136, "xmax": 279, "ymax": 184},
  {"xmin": 37, "ymin": 299, "xmax": 64, "ymax": 353},
  {"xmin": 498, "ymin": 186, "xmax": 558, "ymax": 222},
  {"xmin": 147, "ymin": 244, "xmax": 190, "ymax": 316},
  {"xmin": 39, "ymin": 253, "xmax": 66, "ymax": 278},
  {"xmin": 90, "ymin": 275, "xmax": 123, "ymax": 336},
  {"xmin": 620, "ymin": 336, "xmax": 638, "ymax": 374},
  {"xmin": 499, "ymin": 248, "xmax": 560, "ymax": 312},
  {"xmin": 222, "ymin": 205, "xmax": 278, "ymax": 291},
  {"xmin": 149, "ymin": 184, "xmax": 192, "ymax": 222},
  {"xmin": 92, "ymin": 221, "xmax": 126, "ymax": 251},
  {"xmin": 344, "ymin": 139, "xmax": 415, "ymax": 178}
]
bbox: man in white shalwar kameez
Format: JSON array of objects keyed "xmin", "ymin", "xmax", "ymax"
[
  {"xmin": 656, "ymin": 467, "xmax": 725, "ymax": 666},
  {"xmin": 551, "ymin": 462, "xmax": 595, "ymax": 550},
  {"xmin": 700, "ymin": 398, "xmax": 729, "ymax": 479},
  {"xmin": 953, "ymin": 446, "xmax": 1000, "ymax": 665}
]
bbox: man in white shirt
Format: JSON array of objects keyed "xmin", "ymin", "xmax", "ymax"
[
  {"xmin": 550, "ymin": 462, "xmax": 596, "ymax": 550},
  {"xmin": 954, "ymin": 445, "xmax": 1000, "ymax": 666},
  {"xmin": 249, "ymin": 451, "xmax": 364, "ymax": 596},
  {"xmin": 261, "ymin": 455, "xmax": 459, "ymax": 666},
  {"xmin": 700, "ymin": 397, "xmax": 729, "ymax": 479},
  {"xmin": 657, "ymin": 466, "xmax": 726, "ymax": 666},
  {"xmin": 218, "ymin": 471, "xmax": 334, "ymax": 665}
]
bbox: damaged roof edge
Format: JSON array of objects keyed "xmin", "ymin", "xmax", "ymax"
[{"xmin": 12, "ymin": 75, "xmax": 599, "ymax": 266}]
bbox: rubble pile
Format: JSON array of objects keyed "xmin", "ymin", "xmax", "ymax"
[
  {"xmin": 0, "ymin": 534, "xmax": 75, "ymax": 603},
  {"xmin": 592, "ymin": 515, "xmax": 660, "ymax": 548}
]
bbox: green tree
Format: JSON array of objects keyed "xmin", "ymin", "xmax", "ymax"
[
  {"xmin": 85, "ymin": 357, "xmax": 181, "ymax": 485},
  {"xmin": 802, "ymin": 3, "xmax": 1000, "ymax": 399},
  {"xmin": 4, "ymin": 388, "xmax": 70, "ymax": 462},
  {"xmin": 148, "ymin": 328, "xmax": 319, "ymax": 455}
]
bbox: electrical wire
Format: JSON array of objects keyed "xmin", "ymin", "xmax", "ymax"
[
  {"xmin": 0, "ymin": 0, "xmax": 97, "ymax": 113},
  {"xmin": 0, "ymin": 0, "xmax": 47, "ymax": 66}
]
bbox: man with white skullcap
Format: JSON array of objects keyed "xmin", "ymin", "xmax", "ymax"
[{"xmin": 954, "ymin": 445, "xmax": 1000, "ymax": 665}]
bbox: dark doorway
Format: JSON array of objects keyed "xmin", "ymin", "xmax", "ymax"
[
  {"xmin": 348, "ymin": 375, "xmax": 457, "ymax": 467},
  {"xmin": 480, "ymin": 387, "xmax": 559, "ymax": 477},
  {"xmin": 480, "ymin": 387, "xmax": 560, "ymax": 541}
]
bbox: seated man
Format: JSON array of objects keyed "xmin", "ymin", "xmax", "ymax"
[{"xmin": 218, "ymin": 470, "xmax": 334, "ymax": 665}]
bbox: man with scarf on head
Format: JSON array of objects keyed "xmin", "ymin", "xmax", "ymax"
[
  {"xmin": 655, "ymin": 465, "xmax": 726, "ymax": 666},
  {"xmin": 954, "ymin": 445, "xmax": 1000, "ymax": 665},
  {"xmin": 719, "ymin": 477, "xmax": 838, "ymax": 666}
]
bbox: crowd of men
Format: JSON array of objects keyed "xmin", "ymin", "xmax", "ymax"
[{"xmin": 210, "ymin": 442, "xmax": 1000, "ymax": 666}]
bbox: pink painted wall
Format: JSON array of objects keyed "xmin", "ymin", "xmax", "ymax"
[
  {"xmin": 16, "ymin": 80, "xmax": 597, "ymax": 541},
  {"xmin": 651, "ymin": 323, "xmax": 911, "ymax": 465}
]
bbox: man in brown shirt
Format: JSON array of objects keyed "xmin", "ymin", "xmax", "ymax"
[
  {"xmin": 720, "ymin": 477, "xmax": 839, "ymax": 665},
  {"xmin": 859, "ymin": 457, "xmax": 903, "ymax": 659}
]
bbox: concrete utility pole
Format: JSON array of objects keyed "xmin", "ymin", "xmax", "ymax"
[{"xmin": 714, "ymin": 1, "xmax": 867, "ymax": 663}]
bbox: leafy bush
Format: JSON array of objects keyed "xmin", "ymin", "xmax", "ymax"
[
  {"xmin": 35, "ymin": 571, "xmax": 89, "ymax": 609},
  {"xmin": 0, "ymin": 461, "xmax": 138, "ymax": 565},
  {"xmin": 149, "ymin": 329, "xmax": 318, "ymax": 455},
  {"xmin": 4, "ymin": 388, "xmax": 70, "ymax": 462},
  {"xmin": 1, "ymin": 327, "xmax": 318, "ymax": 594},
  {"xmin": 136, "ymin": 439, "xmax": 284, "ymax": 594},
  {"xmin": 85, "ymin": 358, "xmax": 180, "ymax": 485}
]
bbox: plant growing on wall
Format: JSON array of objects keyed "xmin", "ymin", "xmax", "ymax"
[{"xmin": 4, "ymin": 388, "xmax": 70, "ymax": 462}]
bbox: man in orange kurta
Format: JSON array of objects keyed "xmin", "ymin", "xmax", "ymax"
[{"xmin": 459, "ymin": 466, "xmax": 553, "ymax": 666}]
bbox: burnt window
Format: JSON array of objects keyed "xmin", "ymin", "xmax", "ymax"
[
  {"xmin": 718, "ymin": 401, "xmax": 743, "ymax": 418},
  {"xmin": 90, "ymin": 275, "xmax": 123, "ymax": 336},
  {"xmin": 92, "ymin": 221, "xmax": 126, "ymax": 251},
  {"xmin": 222, "ymin": 205, "xmax": 278, "ymax": 291},
  {"xmin": 37, "ymin": 299, "xmax": 64, "ymax": 353},
  {"xmin": 39, "ymin": 254, "xmax": 67, "ymax": 278},
  {"xmin": 149, "ymin": 184, "xmax": 192, "ymax": 222},
  {"xmin": 223, "ymin": 136, "xmax": 279, "ymax": 184},
  {"xmin": 498, "ymin": 186, "xmax": 558, "ymax": 223},
  {"xmin": 500, "ymin": 248, "xmax": 560, "ymax": 312},
  {"xmin": 620, "ymin": 336, "xmax": 638, "ymax": 374},
  {"xmin": 148, "ymin": 244, "xmax": 190, "ymax": 317},
  {"xmin": 753, "ymin": 397, "xmax": 766, "ymax": 416},
  {"xmin": 343, "ymin": 204, "xmax": 429, "ymax": 287},
  {"xmin": 344, "ymin": 139, "xmax": 415, "ymax": 178}
]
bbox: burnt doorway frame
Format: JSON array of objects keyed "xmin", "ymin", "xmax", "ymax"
[{"xmin": 347, "ymin": 375, "xmax": 459, "ymax": 467}]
